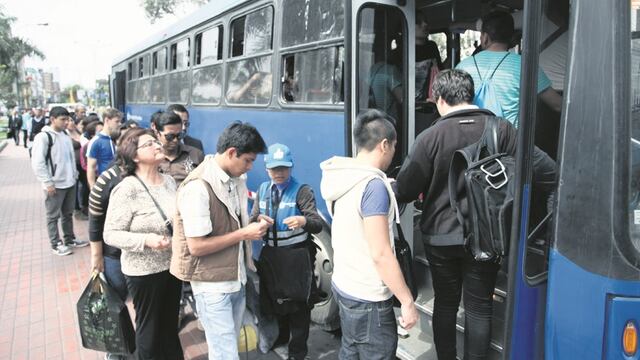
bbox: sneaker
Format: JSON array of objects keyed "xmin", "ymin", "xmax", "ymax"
[
  {"xmin": 52, "ymin": 243, "xmax": 73, "ymax": 256},
  {"xmin": 66, "ymin": 239, "xmax": 89, "ymax": 248},
  {"xmin": 104, "ymin": 354, "xmax": 125, "ymax": 360}
]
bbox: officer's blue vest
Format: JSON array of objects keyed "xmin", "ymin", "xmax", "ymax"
[{"xmin": 257, "ymin": 177, "xmax": 307, "ymax": 247}]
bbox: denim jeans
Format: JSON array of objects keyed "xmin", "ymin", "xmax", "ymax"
[
  {"xmin": 334, "ymin": 290, "xmax": 397, "ymax": 360},
  {"xmin": 104, "ymin": 256, "xmax": 128, "ymax": 301},
  {"xmin": 424, "ymin": 245, "xmax": 500, "ymax": 360},
  {"xmin": 194, "ymin": 285, "xmax": 246, "ymax": 360}
]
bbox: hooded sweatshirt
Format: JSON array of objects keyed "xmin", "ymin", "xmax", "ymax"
[
  {"xmin": 320, "ymin": 156, "xmax": 399, "ymax": 302},
  {"xmin": 31, "ymin": 126, "xmax": 78, "ymax": 189}
]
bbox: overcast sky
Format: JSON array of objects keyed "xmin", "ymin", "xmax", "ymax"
[{"xmin": 4, "ymin": 0, "xmax": 200, "ymax": 89}]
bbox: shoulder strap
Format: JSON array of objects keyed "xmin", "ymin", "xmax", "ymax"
[
  {"xmin": 45, "ymin": 132, "xmax": 57, "ymax": 177},
  {"xmin": 133, "ymin": 175, "xmax": 169, "ymax": 224},
  {"xmin": 472, "ymin": 55, "xmax": 483, "ymax": 82},
  {"xmin": 541, "ymin": 25, "xmax": 567, "ymax": 51},
  {"xmin": 483, "ymin": 116, "xmax": 500, "ymax": 155},
  {"xmin": 488, "ymin": 53, "xmax": 510, "ymax": 80}
]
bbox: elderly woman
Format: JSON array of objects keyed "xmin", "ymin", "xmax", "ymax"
[{"xmin": 104, "ymin": 128, "xmax": 183, "ymax": 360}]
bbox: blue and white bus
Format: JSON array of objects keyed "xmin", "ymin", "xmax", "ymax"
[{"xmin": 111, "ymin": 0, "xmax": 640, "ymax": 358}]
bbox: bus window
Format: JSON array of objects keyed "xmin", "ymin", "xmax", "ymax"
[
  {"xmin": 281, "ymin": 46, "xmax": 344, "ymax": 104},
  {"xmin": 192, "ymin": 65, "xmax": 222, "ymax": 104},
  {"xmin": 428, "ymin": 32, "xmax": 447, "ymax": 65},
  {"xmin": 150, "ymin": 76, "xmax": 166, "ymax": 104},
  {"xmin": 128, "ymin": 61, "xmax": 135, "ymax": 80},
  {"xmin": 629, "ymin": 4, "xmax": 640, "ymax": 253},
  {"xmin": 138, "ymin": 54, "xmax": 150, "ymax": 78},
  {"xmin": 152, "ymin": 47, "xmax": 167, "ymax": 75},
  {"xmin": 459, "ymin": 30, "xmax": 481, "ymax": 61},
  {"xmin": 195, "ymin": 25, "xmax": 223, "ymax": 66},
  {"xmin": 281, "ymin": 0, "xmax": 344, "ymax": 47},
  {"xmin": 230, "ymin": 7, "xmax": 273, "ymax": 58},
  {"xmin": 170, "ymin": 38, "xmax": 190, "ymax": 70}
]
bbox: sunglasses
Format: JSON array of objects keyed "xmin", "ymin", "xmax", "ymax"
[
  {"xmin": 162, "ymin": 132, "xmax": 184, "ymax": 142},
  {"xmin": 138, "ymin": 140, "xmax": 162, "ymax": 149}
]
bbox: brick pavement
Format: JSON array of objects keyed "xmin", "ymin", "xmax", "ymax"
[
  {"xmin": 0, "ymin": 142, "xmax": 213, "ymax": 359},
  {"xmin": 0, "ymin": 141, "xmax": 340, "ymax": 360}
]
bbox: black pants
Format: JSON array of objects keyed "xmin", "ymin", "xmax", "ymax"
[
  {"xmin": 12, "ymin": 129, "xmax": 20, "ymax": 145},
  {"xmin": 77, "ymin": 170, "xmax": 89, "ymax": 213},
  {"xmin": 22, "ymin": 130, "xmax": 28, "ymax": 148},
  {"xmin": 424, "ymin": 245, "xmax": 500, "ymax": 360},
  {"xmin": 276, "ymin": 304, "xmax": 311, "ymax": 360},
  {"xmin": 126, "ymin": 270, "xmax": 184, "ymax": 360}
]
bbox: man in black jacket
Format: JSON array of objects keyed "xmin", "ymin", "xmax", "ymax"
[{"xmin": 394, "ymin": 69, "xmax": 556, "ymax": 360}]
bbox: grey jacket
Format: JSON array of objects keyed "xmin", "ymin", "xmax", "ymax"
[{"xmin": 31, "ymin": 126, "xmax": 78, "ymax": 189}]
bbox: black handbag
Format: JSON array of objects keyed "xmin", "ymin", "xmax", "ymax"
[
  {"xmin": 77, "ymin": 272, "xmax": 135, "ymax": 354},
  {"xmin": 393, "ymin": 223, "xmax": 418, "ymax": 307}
]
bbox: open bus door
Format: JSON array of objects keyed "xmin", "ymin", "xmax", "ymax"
[
  {"xmin": 541, "ymin": 1, "xmax": 640, "ymax": 359},
  {"xmin": 112, "ymin": 70, "xmax": 126, "ymax": 112}
]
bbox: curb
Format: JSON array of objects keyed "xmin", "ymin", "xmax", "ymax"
[{"xmin": 0, "ymin": 140, "xmax": 7, "ymax": 153}]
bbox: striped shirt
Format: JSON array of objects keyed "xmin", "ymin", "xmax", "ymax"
[{"xmin": 456, "ymin": 51, "xmax": 551, "ymax": 127}]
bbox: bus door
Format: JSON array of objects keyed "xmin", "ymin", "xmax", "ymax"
[
  {"xmin": 542, "ymin": 0, "xmax": 640, "ymax": 359},
  {"xmin": 345, "ymin": 0, "xmax": 414, "ymax": 166},
  {"xmin": 112, "ymin": 70, "xmax": 126, "ymax": 112}
]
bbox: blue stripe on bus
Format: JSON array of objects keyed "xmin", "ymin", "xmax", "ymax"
[
  {"xmin": 545, "ymin": 249, "xmax": 640, "ymax": 360},
  {"xmin": 125, "ymin": 104, "xmax": 346, "ymax": 221}
]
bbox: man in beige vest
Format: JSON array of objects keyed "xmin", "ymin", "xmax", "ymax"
[{"xmin": 171, "ymin": 122, "xmax": 270, "ymax": 360}]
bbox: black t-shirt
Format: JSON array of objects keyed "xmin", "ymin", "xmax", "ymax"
[
  {"xmin": 415, "ymin": 41, "xmax": 443, "ymax": 101},
  {"xmin": 416, "ymin": 41, "xmax": 442, "ymax": 65}
]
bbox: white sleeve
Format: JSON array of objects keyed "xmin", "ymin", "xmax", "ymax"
[{"xmin": 178, "ymin": 181, "xmax": 213, "ymax": 238}]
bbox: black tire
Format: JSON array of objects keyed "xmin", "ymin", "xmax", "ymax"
[{"xmin": 310, "ymin": 227, "xmax": 340, "ymax": 331}]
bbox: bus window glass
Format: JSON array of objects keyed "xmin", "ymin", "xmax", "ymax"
[
  {"xmin": 358, "ymin": 6, "xmax": 406, "ymax": 125},
  {"xmin": 281, "ymin": 0, "xmax": 344, "ymax": 48},
  {"xmin": 168, "ymin": 71, "xmax": 190, "ymax": 103},
  {"xmin": 231, "ymin": 7, "xmax": 273, "ymax": 58},
  {"xmin": 428, "ymin": 32, "xmax": 447, "ymax": 65},
  {"xmin": 171, "ymin": 39, "xmax": 190, "ymax": 70},
  {"xmin": 150, "ymin": 75, "xmax": 166, "ymax": 103},
  {"xmin": 139, "ymin": 54, "xmax": 149, "ymax": 78},
  {"xmin": 460, "ymin": 30, "xmax": 481, "ymax": 61},
  {"xmin": 136, "ymin": 78, "xmax": 150, "ymax": 103},
  {"xmin": 226, "ymin": 56, "xmax": 272, "ymax": 105},
  {"xmin": 630, "ymin": 3, "xmax": 640, "ymax": 252},
  {"xmin": 153, "ymin": 48, "xmax": 167, "ymax": 74},
  {"xmin": 127, "ymin": 81, "xmax": 136, "ymax": 102},
  {"xmin": 195, "ymin": 26, "xmax": 223, "ymax": 66},
  {"xmin": 192, "ymin": 65, "xmax": 222, "ymax": 104},
  {"xmin": 282, "ymin": 46, "xmax": 343, "ymax": 104}
]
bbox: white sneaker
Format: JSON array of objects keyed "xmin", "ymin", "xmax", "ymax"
[
  {"xmin": 52, "ymin": 242, "xmax": 73, "ymax": 256},
  {"xmin": 66, "ymin": 239, "xmax": 89, "ymax": 248}
]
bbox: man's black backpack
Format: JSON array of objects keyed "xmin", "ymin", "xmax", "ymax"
[{"xmin": 448, "ymin": 116, "xmax": 515, "ymax": 261}]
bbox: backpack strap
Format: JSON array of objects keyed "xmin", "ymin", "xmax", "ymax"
[
  {"xmin": 488, "ymin": 53, "xmax": 510, "ymax": 80},
  {"xmin": 45, "ymin": 132, "xmax": 57, "ymax": 177},
  {"xmin": 448, "ymin": 149, "xmax": 473, "ymax": 231},
  {"xmin": 472, "ymin": 55, "xmax": 483, "ymax": 81},
  {"xmin": 484, "ymin": 116, "xmax": 500, "ymax": 155}
]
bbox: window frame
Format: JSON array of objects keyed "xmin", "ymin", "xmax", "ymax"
[
  {"xmin": 170, "ymin": 37, "xmax": 191, "ymax": 71},
  {"xmin": 194, "ymin": 23, "xmax": 225, "ymax": 68},
  {"xmin": 150, "ymin": 45, "xmax": 168, "ymax": 104}
]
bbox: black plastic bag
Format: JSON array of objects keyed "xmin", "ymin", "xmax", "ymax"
[{"xmin": 76, "ymin": 272, "xmax": 135, "ymax": 355}]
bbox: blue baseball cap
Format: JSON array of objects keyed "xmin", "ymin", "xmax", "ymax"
[{"xmin": 264, "ymin": 143, "xmax": 293, "ymax": 169}]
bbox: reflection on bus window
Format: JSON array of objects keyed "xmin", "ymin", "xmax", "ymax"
[
  {"xmin": 226, "ymin": 56, "xmax": 272, "ymax": 105},
  {"xmin": 231, "ymin": 7, "xmax": 273, "ymax": 58},
  {"xmin": 281, "ymin": 46, "xmax": 344, "ymax": 104},
  {"xmin": 150, "ymin": 76, "xmax": 166, "ymax": 103},
  {"xmin": 192, "ymin": 65, "xmax": 222, "ymax": 104},
  {"xmin": 630, "ymin": 3, "xmax": 640, "ymax": 252},
  {"xmin": 281, "ymin": 0, "xmax": 344, "ymax": 48}
]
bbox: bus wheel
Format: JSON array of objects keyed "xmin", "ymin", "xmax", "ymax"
[{"xmin": 311, "ymin": 229, "xmax": 340, "ymax": 331}]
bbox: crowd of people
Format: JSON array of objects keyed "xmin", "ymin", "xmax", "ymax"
[{"xmin": 15, "ymin": 8, "xmax": 563, "ymax": 360}]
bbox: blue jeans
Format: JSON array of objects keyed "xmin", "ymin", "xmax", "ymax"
[
  {"xmin": 194, "ymin": 285, "xmax": 246, "ymax": 360},
  {"xmin": 334, "ymin": 290, "xmax": 397, "ymax": 360},
  {"xmin": 104, "ymin": 256, "xmax": 128, "ymax": 301}
]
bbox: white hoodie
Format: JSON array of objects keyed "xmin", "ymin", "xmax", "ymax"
[
  {"xmin": 31, "ymin": 126, "xmax": 78, "ymax": 189},
  {"xmin": 320, "ymin": 156, "xmax": 399, "ymax": 302}
]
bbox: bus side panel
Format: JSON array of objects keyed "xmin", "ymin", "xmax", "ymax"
[
  {"xmin": 125, "ymin": 104, "xmax": 347, "ymax": 219},
  {"xmin": 545, "ymin": 250, "xmax": 640, "ymax": 360}
]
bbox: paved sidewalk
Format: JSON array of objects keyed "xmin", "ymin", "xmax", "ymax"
[{"xmin": 0, "ymin": 142, "xmax": 339, "ymax": 360}]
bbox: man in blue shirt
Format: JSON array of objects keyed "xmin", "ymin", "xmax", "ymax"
[
  {"xmin": 87, "ymin": 108, "xmax": 122, "ymax": 189},
  {"xmin": 456, "ymin": 10, "xmax": 562, "ymax": 127}
]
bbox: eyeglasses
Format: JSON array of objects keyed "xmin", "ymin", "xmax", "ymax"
[
  {"xmin": 162, "ymin": 132, "xmax": 184, "ymax": 142},
  {"xmin": 137, "ymin": 140, "xmax": 162, "ymax": 149}
]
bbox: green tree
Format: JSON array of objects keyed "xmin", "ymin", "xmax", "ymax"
[
  {"xmin": 140, "ymin": 0, "xmax": 208, "ymax": 23},
  {"xmin": 0, "ymin": 7, "xmax": 44, "ymax": 108}
]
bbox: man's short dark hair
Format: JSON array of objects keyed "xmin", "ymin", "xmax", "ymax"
[
  {"xmin": 354, "ymin": 109, "xmax": 397, "ymax": 152},
  {"xmin": 167, "ymin": 104, "xmax": 188, "ymax": 115},
  {"xmin": 216, "ymin": 121, "xmax": 267, "ymax": 156},
  {"xmin": 49, "ymin": 106, "xmax": 70, "ymax": 118},
  {"xmin": 481, "ymin": 11, "xmax": 514, "ymax": 45},
  {"xmin": 432, "ymin": 69, "xmax": 475, "ymax": 106},
  {"xmin": 152, "ymin": 111, "xmax": 181, "ymax": 132}
]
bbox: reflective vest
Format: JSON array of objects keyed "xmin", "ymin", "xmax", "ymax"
[{"xmin": 257, "ymin": 177, "xmax": 308, "ymax": 247}]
